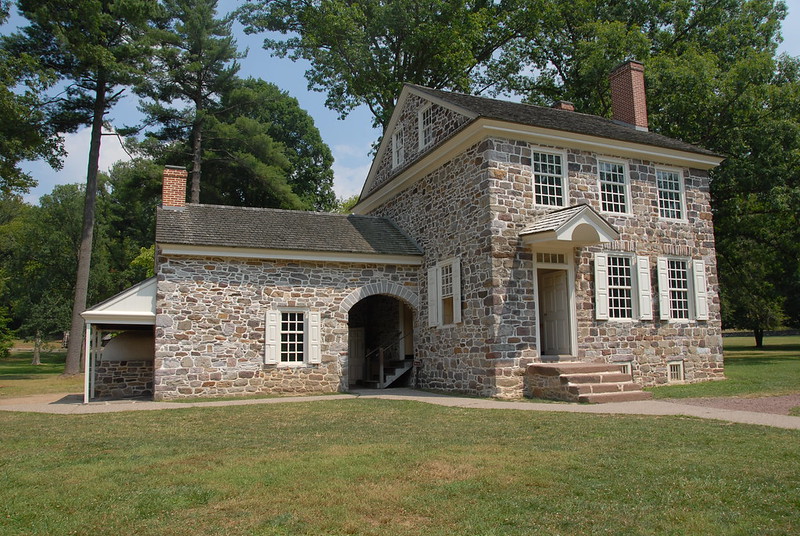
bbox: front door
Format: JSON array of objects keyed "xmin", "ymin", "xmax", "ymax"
[{"xmin": 539, "ymin": 270, "xmax": 571, "ymax": 356}]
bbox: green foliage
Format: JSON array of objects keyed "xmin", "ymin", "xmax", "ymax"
[
  {"xmin": 334, "ymin": 194, "xmax": 360, "ymax": 214},
  {"xmin": 240, "ymin": 0, "xmax": 517, "ymax": 129}
]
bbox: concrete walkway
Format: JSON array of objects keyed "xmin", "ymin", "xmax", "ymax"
[{"xmin": 1, "ymin": 389, "xmax": 799, "ymax": 430}]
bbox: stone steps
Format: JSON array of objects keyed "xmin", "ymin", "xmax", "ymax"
[{"xmin": 527, "ymin": 362, "xmax": 652, "ymax": 404}]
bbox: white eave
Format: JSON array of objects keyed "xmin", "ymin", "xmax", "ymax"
[
  {"xmin": 158, "ymin": 243, "xmax": 423, "ymax": 265},
  {"xmin": 81, "ymin": 277, "xmax": 156, "ymax": 325},
  {"xmin": 519, "ymin": 205, "xmax": 620, "ymax": 248},
  {"xmin": 354, "ymin": 117, "xmax": 724, "ymax": 215}
]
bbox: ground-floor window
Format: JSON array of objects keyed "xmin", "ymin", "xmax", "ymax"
[{"xmin": 265, "ymin": 309, "xmax": 322, "ymax": 365}]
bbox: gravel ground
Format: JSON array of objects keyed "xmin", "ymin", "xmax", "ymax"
[{"xmin": 664, "ymin": 394, "xmax": 800, "ymax": 415}]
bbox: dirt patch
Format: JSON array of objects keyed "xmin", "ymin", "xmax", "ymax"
[{"xmin": 665, "ymin": 394, "xmax": 800, "ymax": 416}]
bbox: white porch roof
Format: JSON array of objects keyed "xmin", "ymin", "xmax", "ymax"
[{"xmin": 81, "ymin": 277, "xmax": 156, "ymax": 326}]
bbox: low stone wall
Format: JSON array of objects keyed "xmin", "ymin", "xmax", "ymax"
[{"xmin": 94, "ymin": 360, "xmax": 154, "ymax": 399}]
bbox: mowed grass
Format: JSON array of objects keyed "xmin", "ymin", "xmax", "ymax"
[
  {"xmin": 1, "ymin": 400, "xmax": 798, "ymax": 536},
  {"xmin": 0, "ymin": 349, "xmax": 82, "ymax": 399},
  {"xmin": 649, "ymin": 335, "xmax": 800, "ymax": 399}
]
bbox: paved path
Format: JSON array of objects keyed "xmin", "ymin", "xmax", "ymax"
[{"xmin": 1, "ymin": 389, "xmax": 799, "ymax": 430}]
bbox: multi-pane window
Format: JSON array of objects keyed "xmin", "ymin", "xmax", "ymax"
[
  {"xmin": 537, "ymin": 252, "xmax": 566, "ymax": 264},
  {"xmin": 532, "ymin": 151, "xmax": 565, "ymax": 206},
  {"xmin": 440, "ymin": 262, "xmax": 454, "ymax": 325},
  {"xmin": 667, "ymin": 259, "xmax": 690, "ymax": 319},
  {"xmin": 280, "ymin": 312, "xmax": 305, "ymax": 363},
  {"xmin": 599, "ymin": 161, "xmax": 628, "ymax": 213},
  {"xmin": 657, "ymin": 169, "xmax": 684, "ymax": 220},
  {"xmin": 607, "ymin": 256, "xmax": 633, "ymax": 319},
  {"xmin": 419, "ymin": 106, "xmax": 434, "ymax": 149},
  {"xmin": 392, "ymin": 128, "xmax": 405, "ymax": 168}
]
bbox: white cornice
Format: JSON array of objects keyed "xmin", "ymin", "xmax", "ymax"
[
  {"xmin": 81, "ymin": 312, "xmax": 156, "ymax": 325},
  {"xmin": 158, "ymin": 243, "xmax": 423, "ymax": 265},
  {"xmin": 354, "ymin": 118, "xmax": 724, "ymax": 215}
]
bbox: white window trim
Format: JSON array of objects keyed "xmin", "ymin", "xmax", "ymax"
[
  {"xmin": 427, "ymin": 257, "xmax": 462, "ymax": 327},
  {"xmin": 655, "ymin": 166, "xmax": 688, "ymax": 222},
  {"xmin": 264, "ymin": 308, "xmax": 322, "ymax": 366},
  {"xmin": 418, "ymin": 104, "xmax": 434, "ymax": 151},
  {"xmin": 667, "ymin": 360, "xmax": 685, "ymax": 383},
  {"xmin": 657, "ymin": 257, "xmax": 708, "ymax": 322},
  {"xmin": 529, "ymin": 147, "xmax": 569, "ymax": 208},
  {"xmin": 597, "ymin": 157, "xmax": 632, "ymax": 216},
  {"xmin": 595, "ymin": 253, "xmax": 652, "ymax": 321},
  {"xmin": 392, "ymin": 127, "xmax": 405, "ymax": 169}
]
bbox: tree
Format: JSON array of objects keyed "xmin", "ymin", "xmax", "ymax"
[
  {"xmin": 138, "ymin": 0, "xmax": 243, "ymax": 203},
  {"xmin": 0, "ymin": 2, "xmax": 63, "ymax": 196},
  {"xmin": 240, "ymin": 0, "xmax": 518, "ymax": 129},
  {"xmin": 9, "ymin": 0, "xmax": 159, "ymax": 375},
  {"xmin": 217, "ymin": 78, "xmax": 336, "ymax": 210}
]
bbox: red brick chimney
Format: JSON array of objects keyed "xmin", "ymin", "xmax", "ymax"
[
  {"xmin": 609, "ymin": 60, "xmax": 648, "ymax": 131},
  {"xmin": 552, "ymin": 100, "xmax": 575, "ymax": 112},
  {"xmin": 162, "ymin": 166, "xmax": 187, "ymax": 208}
]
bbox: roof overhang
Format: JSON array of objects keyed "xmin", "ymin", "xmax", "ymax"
[
  {"xmin": 520, "ymin": 205, "xmax": 620, "ymax": 248},
  {"xmin": 81, "ymin": 277, "xmax": 156, "ymax": 325},
  {"xmin": 158, "ymin": 243, "xmax": 424, "ymax": 265},
  {"xmin": 354, "ymin": 118, "xmax": 724, "ymax": 215}
]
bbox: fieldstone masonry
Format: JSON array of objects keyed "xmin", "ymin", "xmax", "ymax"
[
  {"xmin": 154, "ymin": 256, "xmax": 419, "ymax": 400},
  {"xmin": 94, "ymin": 360, "xmax": 154, "ymax": 399}
]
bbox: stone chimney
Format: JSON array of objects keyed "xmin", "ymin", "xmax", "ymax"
[
  {"xmin": 162, "ymin": 166, "xmax": 187, "ymax": 208},
  {"xmin": 552, "ymin": 100, "xmax": 575, "ymax": 112},
  {"xmin": 609, "ymin": 60, "xmax": 648, "ymax": 131}
]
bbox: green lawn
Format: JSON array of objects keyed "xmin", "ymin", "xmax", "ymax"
[
  {"xmin": 649, "ymin": 335, "xmax": 800, "ymax": 399},
  {"xmin": 0, "ymin": 400, "xmax": 798, "ymax": 536},
  {"xmin": 0, "ymin": 350, "xmax": 82, "ymax": 399}
]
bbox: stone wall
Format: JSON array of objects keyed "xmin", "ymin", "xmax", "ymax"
[
  {"xmin": 94, "ymin": 360, "xmax": 154, "ymax": 399},
  {"xmin": 368, "ymin": 94, "xmax": 471, "ymax": 196},
  {"xmin": 154, "ymin": 257, "xmax": 419, "ymax": 400},
  {"xmin": 485, "ymin": 138, "xmax": 723, "ymax": 387}
]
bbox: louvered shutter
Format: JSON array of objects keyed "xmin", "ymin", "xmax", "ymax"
[
  {"xmin": 594, "ymin": 253, "xmax": 609, "ymax": 320},
  {"xmin": 657, "ymin": 257, "xmax": 670, "ymax": 320},
  {"xmin": 307, "ymin": 311, "xmax": 322, "ymax": 363},
  {"xmin": 427, "ymin": 266, "xmax": 440, "ymax": 327},
  {"xmin": 637, "ymin": 256, "xmax": 653, "ymax": 320},
  {"xmin": 693, "ymin": 259, "xmax": 709, "ymax": 321},
  {"xmin": 264, "ymin": 310, "xmax": 279, "ymax": 364},
  {"xmin": 452, "ymin": 258, "xmax": 462, "ymax": 324}
]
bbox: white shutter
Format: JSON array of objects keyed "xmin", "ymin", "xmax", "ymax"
[
  {"xmin": 594, "ymin": 253, "xmax": 609, "ymax": 320},
  {"xmin": 307, "ymin": 311, "xmax": 322, "ymax": 363},
  {"xmin": 427, "ymin": 266, "xmax": 440, "ymax": 327},
  {"xmin": 637, "ymin": 256, "xmax": 653, "ymax": 320},
  {"xmin": 657, "ymin": 257, "xmax": 670, "ymax": 320},
  {"xmin": 452, "ymin": 257, "xmax": 462, "ymax": 324},
  {"xmin": 264, "ymin": 310, "xmax": 279, "ymax": 364},
  {"xmin": 693, "ymin": 259, "xmax": 709, "ymax": 321}
]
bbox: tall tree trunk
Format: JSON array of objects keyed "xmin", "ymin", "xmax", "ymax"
[
  {"xmin": 63, "ymin": 73, "xmax": 106, "ymax": 376},
  {"xmin": 31, "ymin": 330, "xmax": 41, "ymax": 366},
  {"xmin": 754, "ymin": 328, "xmax": 764, "ymax": 348},
  {"xmin": 190, "ymin": 108, "xmax": 202, "ymax": 203}
]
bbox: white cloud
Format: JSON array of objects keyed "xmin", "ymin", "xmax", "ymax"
[
  {"xmin": 332, "ymin": 161, "xmax": 371, "ymax": 199},
  {"xmin": 23, "ymin": 127, "xmax": 132, "ymax": 204}
]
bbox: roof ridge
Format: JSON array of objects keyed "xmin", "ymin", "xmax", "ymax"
[{"xmin": 178, "ymin": 203, "xmax": 389, "ymax": 221}]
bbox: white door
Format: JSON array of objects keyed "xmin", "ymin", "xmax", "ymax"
[
  {"xmin": 348, "ymin": 327, "xmax": 365, "ymax": 386},
  {"xmin": 539, "ymin": 270, "xmax": 571, "ymax": 356}
]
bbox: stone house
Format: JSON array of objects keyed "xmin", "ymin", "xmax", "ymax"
[{"xmin": 82, "ymin": 61, "xmax": 725, "ymax": 403}]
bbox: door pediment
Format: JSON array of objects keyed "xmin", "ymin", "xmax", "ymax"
[{"xmin": 520, "ymin": 204, "xmax": 619, "ymax": 248}]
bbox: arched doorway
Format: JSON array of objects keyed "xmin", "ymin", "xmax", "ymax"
[{"xmin": 347, "ymin": 295, "xmax": 415, "ymax": 389}]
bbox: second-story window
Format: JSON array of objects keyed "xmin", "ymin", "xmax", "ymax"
[
  {"xmin": 656, "ymin": 169, "xmax": 685, "ymax": 220},
  {"xmin": 599, "ymin": 160, "xmax": 628, "ymax": 213},
  {"xmin": 532, "ymin": 151, "xmax": 565, "ymax": 207},
  {"xmin": 419, "ymin": 105, "xmax": 434, "ymax": 149}
]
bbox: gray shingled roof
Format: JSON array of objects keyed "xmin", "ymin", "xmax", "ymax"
[
  {"xmin": 519, "ymin": 204, "xmax": 617, "ymax": 236},
  {"xmin": 156, "ymin": 204, "xmax": 423, "ymax": 257},
  {"xmin": 409, "ymin": 85, "xmax": 720, "ymax": 158}
]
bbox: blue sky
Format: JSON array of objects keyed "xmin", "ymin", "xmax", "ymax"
[{"xmin": 11, "ymin": 0, "xmax": 800, "ymax": 205}]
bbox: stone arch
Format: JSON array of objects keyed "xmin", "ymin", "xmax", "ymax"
[{"xmin": 339, "ymin": 281, "xmax": 419, "ymax": 313}]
